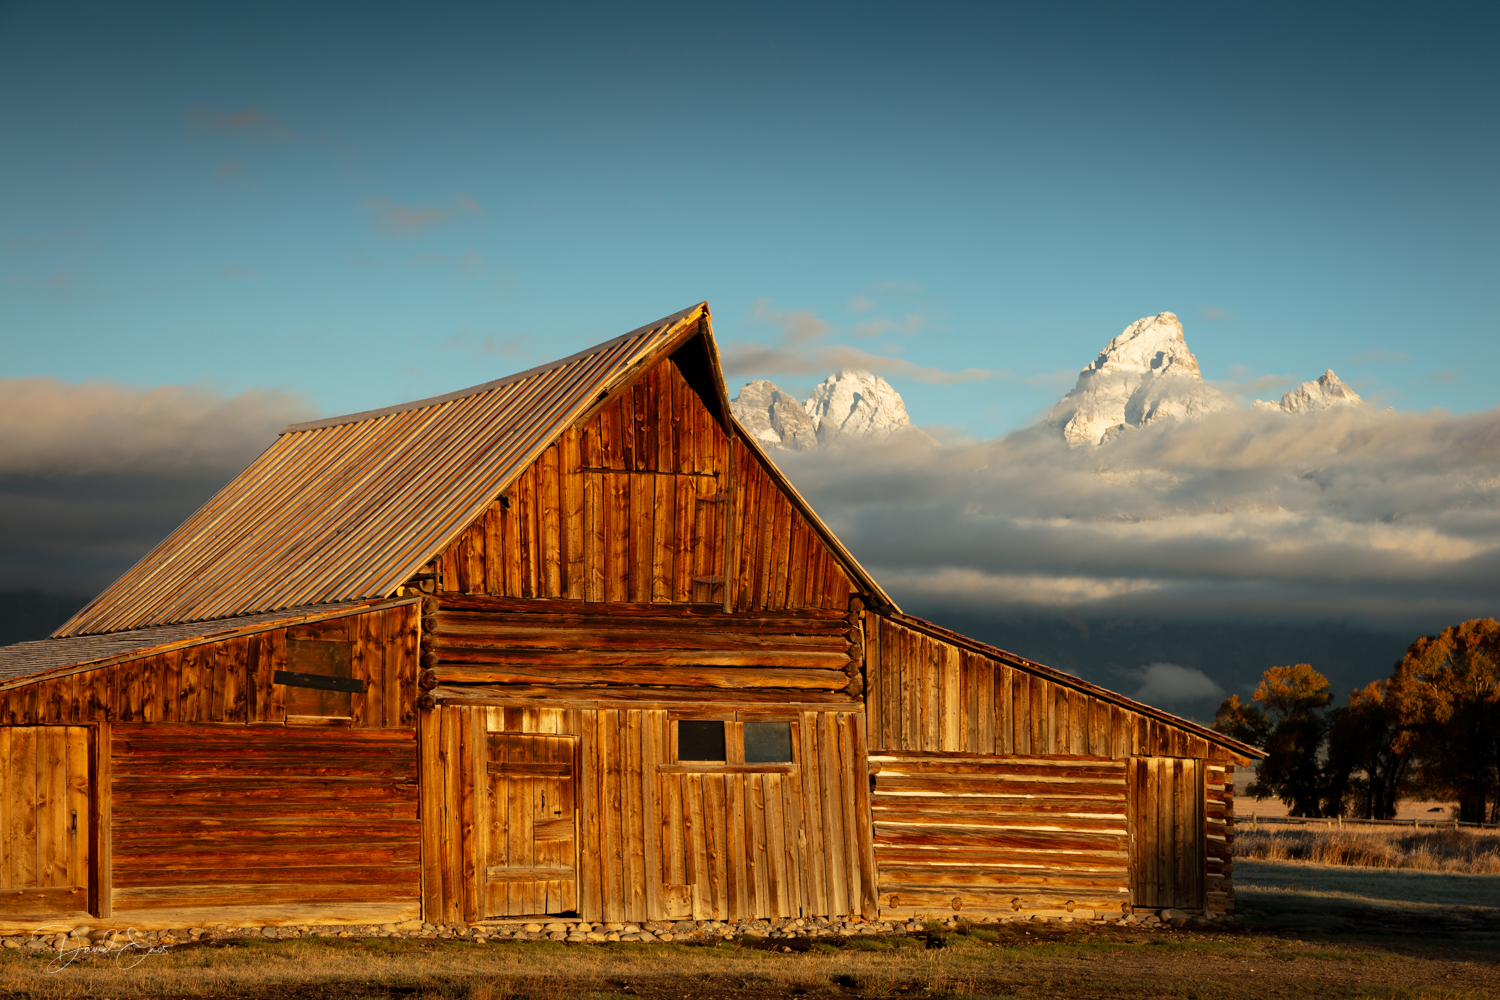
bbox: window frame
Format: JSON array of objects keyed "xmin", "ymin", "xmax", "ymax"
[{"xmin": 663, "ymin": 711, "xmax": 800, "ymax": 773}]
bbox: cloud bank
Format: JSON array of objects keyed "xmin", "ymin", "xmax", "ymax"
[
  {"xmin": 778, "ymin": 403, "xmax": 1500, "ymax": 629},
  {"xmin": 0, "ymin": 379, "xmax": 312, "ymax": 593}
]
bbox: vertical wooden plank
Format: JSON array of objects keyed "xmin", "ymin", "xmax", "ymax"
[
  {"xmin": 91, "ymin": 721, "xmax": 109, "ymax": 917},
  {"xmin": 562, "ymin": 428, "xmax": 586, "ymax": 600},
  {"xmin": 602, "ymin": 709, "xmax": 625, "ymax": 921},
  {"xmin": 849, "ymin": 713, "xmax": 879, "ymax": 919},
  {"xmin": 584, "ymin": 448, "xmax": 605, "ymax": 603},
  {"xmin": 706, "ymin": 774, "xmax": 730, "ymax": 918},
  {"xmin": 780, "ymin": 764, "xmax": 807, "ymax": 917},
  {"xmin": 940, "ymin": 643, "xmax": 960, "ymax": 751},
  {"xmin": 0, "ymin": 728, "xmax": 11, "ymax": 888},
  {"xmin": 539, "ymin": 444, "xmax": 562, "ymax": 598},
  {"xmin": 799, "ymin": 711, "xmax": 828, "ymax": 914},
  {"xmin": 762, "ymin": 772, "xmax": 788, "ymax": 917},
  {"xmin": 920, "ymin": 637, "xmax": 938, "ymax": 751},
  {"xmin": 643, "ymin": 710, "xmax": 663, "ymax": 920},
  {"xmin": 579, "ymin": 709, "xmax": 602, "ymax": 919},
  {"xmin": 819, "ymin": 713, "xmax": 849, "ymax": 916},
  {"xmin": 748, "ymin": 774, "xmax": 770, "ymax": 917},
  {"xmin": 10, "ymin": 726, "xmax": 37, "ymax": 888},
  {"xmin": 725, "ymin": 773, "xmax": 748, "ymax": 919},
  {"xmin": 459, "ymin": 709, "xmax": 480, "ymax": 923},
  {"xmin": 623, "ymin": 711, "xmax": 647, "ymax": 920},
  {"xmin": 665, "ymin": 772, "xmax": 686, "ymax": 888},
  {"xmin": 651, "ymin": 474, "xmax": 673, "ymax": 603},
  {"xmin": 34, "ymin": 728, "xmax": 63, "ymax": 887},
  {"xmin": 686, "ymin": 775, "xmax": 715, "ymax": 918},
  {"xmin": 835, "ymin": 714, "xmax": 867, "ymax": 918},
  {"xmin": 769, "ymin": 494, "xmax": 793, "ymax": 610},
  {"xmin": 63, "ymin": 727, "xmax": 90, "ymax": 894}
]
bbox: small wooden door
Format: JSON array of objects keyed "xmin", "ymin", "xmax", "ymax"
[
  {"xmin": 1128, "ymin": 756, "xmax": 1205, "ymax": 910},
  {"xmin": 0, "ymin": 727, "xmax": 92, "ymax": 917},
  {"xmin": 482, "ymin": 734, "xmax": 577, "ymax": 917}
]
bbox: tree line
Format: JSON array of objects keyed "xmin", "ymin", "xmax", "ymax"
[{"xmin": 1212, "ymin": 617, "xmax": 1500, "ymax": 824}]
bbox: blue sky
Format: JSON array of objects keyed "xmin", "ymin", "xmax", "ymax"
[{"xmin": 4, "ymin": 2, "xmax": 1497, "ymax": 437}]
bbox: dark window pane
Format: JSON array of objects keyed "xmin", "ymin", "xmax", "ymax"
[
  {"xmin": 677, "ymin": 720, "xmax": 726, "ymax": 761},
  {"xmin": 743, "ymin": 722, "xmax": 793, "ymax": 763}
]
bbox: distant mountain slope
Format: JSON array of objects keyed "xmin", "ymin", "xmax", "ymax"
[
  {"xmin": 730, "ymin": 369, "xmax": 915, "ymax": 449},
  {"xmin": 1254, "ymin": 369, "xmax": 1365, "ymax": 413},
  {"xmin": 1044, "ymin": 312, "xmax": 1232, "ymax": 446}
]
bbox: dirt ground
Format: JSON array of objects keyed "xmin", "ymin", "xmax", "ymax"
[{"xmin": 3, "ymin": 862, "xmax": 1496, "ymax": 999}]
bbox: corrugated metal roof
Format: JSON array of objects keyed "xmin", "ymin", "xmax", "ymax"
[
  {"xmin": 2, "ymin": 600, "xmax": 382, "ymax": 685},
  {"xmin": 56, "ymin": 305, "xmax": 713, "ymax": 636}
]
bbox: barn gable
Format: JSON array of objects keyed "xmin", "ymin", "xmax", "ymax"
[{"xmin": 430, "ymin": 348, "xmax": 871, "ymax": 614}]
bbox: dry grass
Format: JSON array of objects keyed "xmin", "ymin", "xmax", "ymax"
[
  {"xmin": 3, "ymin": 922, "xmax": 1498, "ymax": 1000},
  {"xmin": 1235, "ymin": 825, "xmax": 1500, "ymax": 873}
]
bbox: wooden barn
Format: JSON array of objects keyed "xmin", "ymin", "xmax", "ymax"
[{"xmin": 0, "ymin": 303, "xmax": 1257, "ymax": 932}]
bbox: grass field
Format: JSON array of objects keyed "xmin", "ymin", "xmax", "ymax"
[
  {"xmin": 3, "ymin": 897, "xmax": 1496, "ymax": 1000},
  {"xmin": 1236, "ymin": 825, "xmax": 1500, "ymax": 873}
]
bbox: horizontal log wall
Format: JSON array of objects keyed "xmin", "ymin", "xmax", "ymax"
[
  {"xmin": 111, "ymin": 724, "xmax": 419, "ymax": 916},
  {"xmin": 435, "ymin": 357, "xmax": 852, "ymax": 613},
  {"xmin": 1206, "ymin": 763, "xmax": 1233, "ymax": 914},
  {"xmin": 870, "ymin": 753, "xmax": 1129, "ymax": 919},
  {"xmin": 425, "ymin": 597, "xmax": 856, "ymax": 693},
  {"xmin": 866, "ymin": 616, "xmax": 1233, "ymax": 761},
  {"xmin": 0, "ymin": 605, "xmax": 418, "ymax": 730},
  {"xmin": 420, "ymin": 701, "xmax": 875, "ymax": 925}
]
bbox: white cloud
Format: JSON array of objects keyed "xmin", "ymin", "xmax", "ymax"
[
  {"xmin": 0, "ymin": 379, "xmax": 314, "ymax": 592},
  {"xmin": 1131, "ymin": 662, "xmax": 1225, "ymax": 708},
  {"xmin": 778, "ymin": 402, "xmax": 1500, "ymax": 628}
]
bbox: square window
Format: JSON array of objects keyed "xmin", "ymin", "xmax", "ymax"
[
  {"xmin": 677, "ymin": 720, "xmax": 726, "ymax": 762},
  {"xmin": 743, "ymin": 721, "xmax": 793, "ymax": 763}
]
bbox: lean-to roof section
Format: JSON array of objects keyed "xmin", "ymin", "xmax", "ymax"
[{"xmin": 56, "ymin": 305, "xmax": 714, "ymax": 636}]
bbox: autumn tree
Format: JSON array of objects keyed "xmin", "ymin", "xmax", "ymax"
[
  {"xmin": 1322, "ymin": 680, "xmax": 1412, "ymax": 820},
  {"xmin": 1214, "ymin": 664, "xmax": 1333, "ymax": 817},
  {"xmin": 1387, "ymin": 619, "xmax": 1500, "ymax": 824}
]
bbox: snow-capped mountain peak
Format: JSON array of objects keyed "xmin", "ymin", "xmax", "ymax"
[
  {"xmin": 729, "ymin": 380, "xmax": 818, "ymax": 451},
  {"xmin": 729, "ymin": 369, "xmax": 914, "ymax": 450},
  {"xmin": 803, "ymin": 370, "xmax": 913, "ymax": 445},
  {"xmin": 1045, "ymin": 312, "xmax": 1232, "ymax": 446},
  {"xmin": 1275, "ymin": 370, "xmax": 1364, "ymax": 413}
]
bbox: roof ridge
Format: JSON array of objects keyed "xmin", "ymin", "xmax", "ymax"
[{"xmin": 280, "ymin": 303, "xmax": 707, "ymax": 436}]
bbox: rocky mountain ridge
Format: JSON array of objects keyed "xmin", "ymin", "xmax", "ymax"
[
  {"xmin": 1045, "ymin": 312, "xmax": 1233, "ymax": 446},
  {"xmin": 730, "ymin": 370, "xmax": 914, "ymax": 450},
  {"xmin": 1044, "ymin": 312, "xmax": 1366, "ymax": 444},
  {"xmin": 1253, "ymin": 369, "xmax": 1364, "ymax": 413}
]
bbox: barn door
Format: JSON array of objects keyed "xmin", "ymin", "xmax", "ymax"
[
  {"xmin": 1128, "ymin": 756, "xmax": 1205, "ymax": 910},
  {"xmin": 1, "ymin": 727, "xmax": 93, "ymax": 917},
  {"xmin": 482, "ymin": 734, "xmax": 577, "ymax": 917}
]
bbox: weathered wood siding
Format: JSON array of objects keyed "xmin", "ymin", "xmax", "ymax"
[
  {"xmin": 1206, "ymin": 762, "xmax": 1234, "ymax": 914},
  {"xmin": 420, "ymin": 702, "xmax": 875, "ymax": 925},
  {"xmin": 423, "ymin": 597, "xmax": 857, "ymax": 696},
  {"xmin": 110, "ymin": 724, "xmax": 419, "ymax": 919},
  {"xmin": 726, "ymin": 438, "xmax": 852, "ymax": 613},
  {"xmin": 1128, "ymin": 756, "xmax": 1205, "ymax": 910},
  {"xmin": 0, "ymin": 605, "xmax": 418, "ymax": 730},
  {"xmin": 434, "ymin": 357, "xmax": 852, "ymax": 613},
  {"xmin": 870, "ymin": 752, "xmax": 1129, "ymax": 919},
  {"xmin": 865, "ymin": 616, "xmax": 1235, "ymax": 761},
  {"xmin": 0, "ymin": 726, "xmax": 92, "ymax": 917}
]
